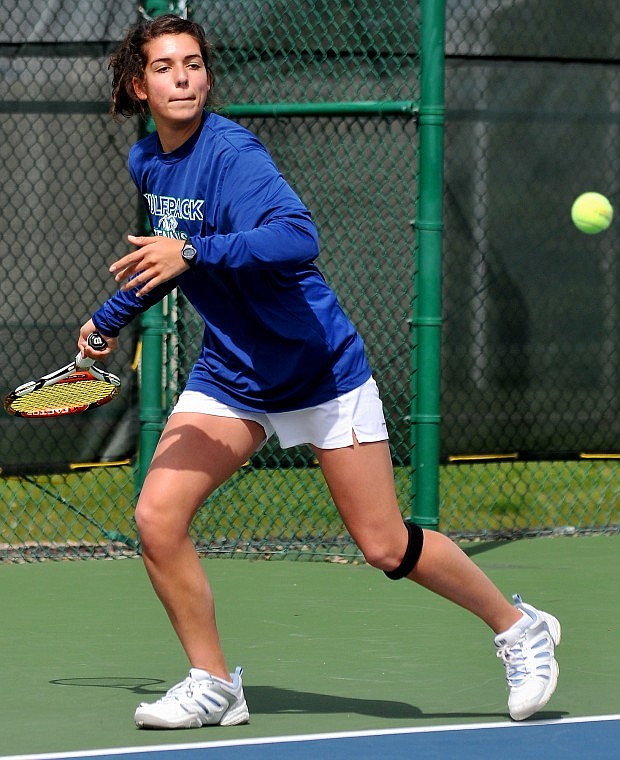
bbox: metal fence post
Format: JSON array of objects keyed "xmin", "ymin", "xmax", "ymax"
[{"xmin": 411, "ymin": 0, "xmax": 445, "ymax": 530}]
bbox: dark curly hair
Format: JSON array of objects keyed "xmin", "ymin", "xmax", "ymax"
[{"xmin": 109, "ymin": 14, "xmax": 216, "ymax": 120}]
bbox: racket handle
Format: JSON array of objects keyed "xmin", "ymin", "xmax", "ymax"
[
  {"xmin": 87, "ymin": 332, "xmax": 108, "ymax": 351},
  {"xmin": 76, "ymin": 333, "xmax": 108, "ymax": 369}
]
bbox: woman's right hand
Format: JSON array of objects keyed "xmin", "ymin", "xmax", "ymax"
[{"xmin": 78, "ymin": 319, "xmax": 118, "ymax": 360}]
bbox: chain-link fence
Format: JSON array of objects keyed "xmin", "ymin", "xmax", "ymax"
[
  {"xmin": 0, "ymin": 1, "xmax": 618, "ymax": 563},
  {"xmin": 0, "ymin": 2, "xmax": 141, "ymax": 560},
  {"xmin": 440, "ymin": 0, "xmax": 620, "ymax": 538}
]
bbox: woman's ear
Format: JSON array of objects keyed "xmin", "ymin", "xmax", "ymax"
[{"xmin": 133, "ymin": 77, "xmax": 148, "ymax": 101}]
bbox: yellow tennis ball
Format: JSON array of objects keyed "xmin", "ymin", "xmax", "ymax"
[{"xmin": 571, "ymin": 192, "xmax": 613, "ymax": 234}]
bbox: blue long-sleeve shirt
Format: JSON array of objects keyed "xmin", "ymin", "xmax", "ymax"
[{"xmin": 93, "ymin": 112, "xmax": 371, "ymax": 412}]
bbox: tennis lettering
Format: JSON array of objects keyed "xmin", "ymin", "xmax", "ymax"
[{"xmin": 143, "ymin": 194, "xmax": 204, "ymax": 221}]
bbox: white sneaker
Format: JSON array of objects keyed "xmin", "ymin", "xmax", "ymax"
[
  {"xmin": 495, "ymin": 594, "xmax": 561, "ymax": 721},
  {"xmin": 134, "ymin": 666, "xmax": 249, "ymax": 729}
]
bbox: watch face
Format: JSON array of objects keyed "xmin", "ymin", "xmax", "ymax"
[{"xmin": 182, "ymin": 243, "xmax": 197, "ymax": 264}]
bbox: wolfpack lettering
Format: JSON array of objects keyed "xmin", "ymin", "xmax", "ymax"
[{"xmin": 144, "ymin": 193, "xmax": 204, "ymax": 222}]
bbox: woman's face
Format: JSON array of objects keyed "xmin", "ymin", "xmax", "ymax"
[{"xmin": 133, "ymin": 33, "xmax": 210, "ymax": 130}]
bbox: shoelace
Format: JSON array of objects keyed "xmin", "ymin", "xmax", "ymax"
[
  {"xmin": 159, "ymin": 677, "xmax": 203, "ymax": 704},
  {"xmin": 161, "ymin": 675, "xmax": 232, "ymax": 710},
  {"xmin": 497, "ymin": 627, "xmax": 553, "ymax": 688},
  {"xmin": 496, "ymin": 641, "xmax": 529, "ymax": 686}
]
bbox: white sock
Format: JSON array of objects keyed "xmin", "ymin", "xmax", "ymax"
[
  {"xmin": 189, "ymin": 668, "xmax": 212, "ymax": 681},
  {"xmin": 495, "ymin": 610, "xmax": 530, "ymax": 646}
]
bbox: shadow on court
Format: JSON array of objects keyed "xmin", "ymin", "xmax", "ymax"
[
  {"xmin": 48, "ymin": 677, "xmax": 568, "ymax": 722},
  {"xmin": 242, "ymin": 685, "xmax": 569, "ymax": 723},
  {"xmin": 462, "ymin": 540, "xmax": 514, "ymax": 558},
  {"xmin": 50, "ymin": 677, "xmax": 168, "ymax": 696}
]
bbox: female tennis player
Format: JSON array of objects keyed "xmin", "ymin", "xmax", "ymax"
[{"xmin": 79, "ymin": 14, "xmax": 561, "ymax": 728}]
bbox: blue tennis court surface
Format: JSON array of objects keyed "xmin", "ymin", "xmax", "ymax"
[{"xmin": 5, "ymin": 716, "xmax": 619, "ymax": 760}]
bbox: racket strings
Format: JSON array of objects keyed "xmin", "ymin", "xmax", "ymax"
[{"xmin": 8, "ymin": 379, "xmax": 119, "ymax": 414}]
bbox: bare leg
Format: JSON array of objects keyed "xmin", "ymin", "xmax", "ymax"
[
  {"xmin": 314, "ymin": 437, "xmax": 522, "ymax": 634},
  {"xmin": 135, "ymin": 413, "xmax": 266, "ymax": 681}
]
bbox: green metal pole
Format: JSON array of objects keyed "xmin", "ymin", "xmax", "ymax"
[
  {"xmin": 411, "ymin": 0, "xmax": 445, "ymax": 529},
  {"xmin": 138, "ymin": 259, "xmax": 165, "ymax": 486}
]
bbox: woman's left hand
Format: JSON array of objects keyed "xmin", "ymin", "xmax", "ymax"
[{"xmin": 110, "ymin": 234, "xmax": 188, "ymax": 297}]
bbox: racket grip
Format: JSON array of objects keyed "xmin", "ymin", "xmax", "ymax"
[
  {"xmin": 75, "ymin": 333, "xmax": 108, "ymax": 369},
  {"xmin": 87, "ymin": 332, "xmax": 108, "ymax": 351}
]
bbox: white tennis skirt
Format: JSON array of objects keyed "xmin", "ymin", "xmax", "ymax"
[{"xmin": 171, "ymin": 376, "xmax": 388, "ymax": 450}]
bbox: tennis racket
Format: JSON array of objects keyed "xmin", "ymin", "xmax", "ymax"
[{"xmin": 4, "ymin": 333, "xmax": 121, "ymax": 418}]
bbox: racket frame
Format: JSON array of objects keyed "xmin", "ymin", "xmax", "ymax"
[{"xmin": 4, "ymin": 349, "xmax": 121, "ymax": 418}]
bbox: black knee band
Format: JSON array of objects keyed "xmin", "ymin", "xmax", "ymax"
[{"xmin": 384, "ymin": 521, "xmax": 424, "ymax": 580}]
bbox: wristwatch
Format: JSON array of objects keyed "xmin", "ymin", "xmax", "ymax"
[{"xmin": 181, "ymin": 240, "xmax": 198, "ymax": 268}]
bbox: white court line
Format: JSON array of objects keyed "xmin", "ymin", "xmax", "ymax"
[{"xmin": 3, "ymin": 714, "xmax": 619, "ymax": 760}]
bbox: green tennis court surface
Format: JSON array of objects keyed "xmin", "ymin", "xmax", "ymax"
[{"xmin": 1, "ymin": 535, "xmax": 618, "ymax": 757}]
